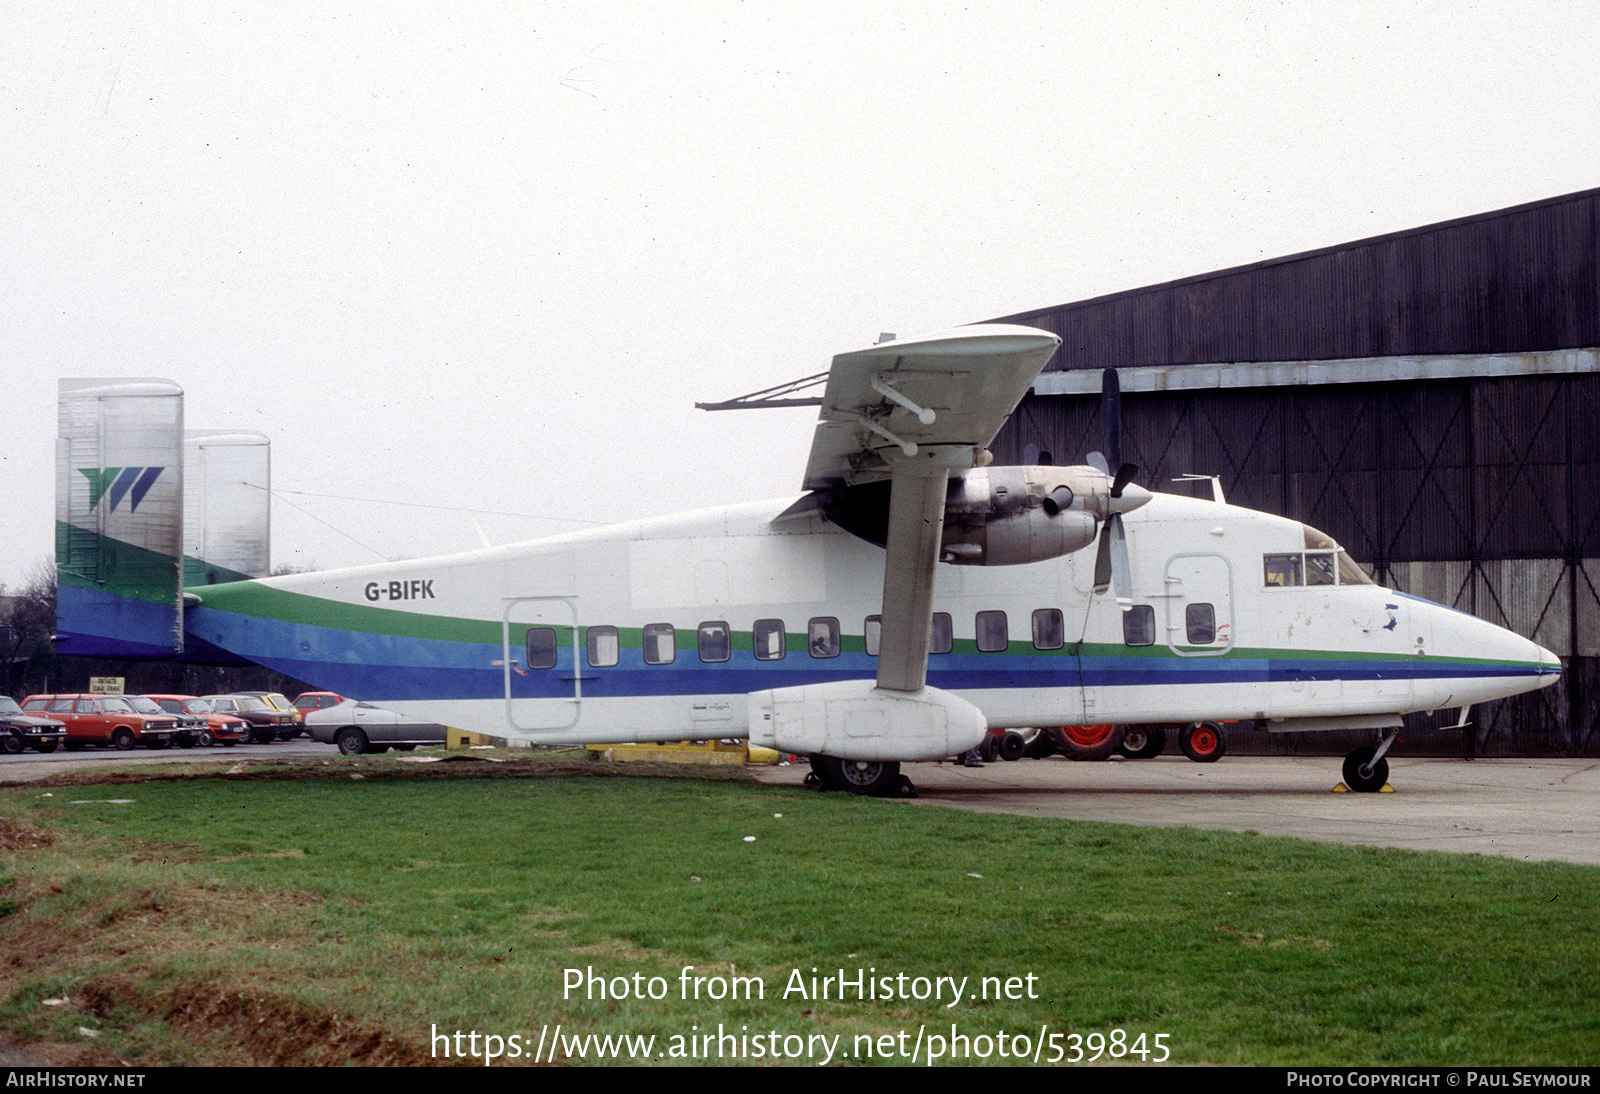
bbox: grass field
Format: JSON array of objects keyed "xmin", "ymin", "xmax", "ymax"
[{"xmin": 1, "ymin": 754, "xmax": 1597, "ymax": 1066}]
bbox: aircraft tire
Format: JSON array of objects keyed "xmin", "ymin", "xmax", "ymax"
[
  {"xmin": 1118, "ymin": 724, "xmax": 1167, "ymax": 760},
  {"xmin": 810, "ymin": 755, "xmax": 902, "ymax": 797},
  {"xmin": 336, "ymin": 727, "xmax": 369, "ymax": 756},
  {"xmin": 1342, "ymin": 747, "xmax": 1389, "ymax": 793},
  {"xmin": 1051, "ymin": 724, "xmax": 1125, "ymax": 762},
  {"xmin": 997, "ymin": 732, "xmax": 1028, "ymax": 762},
  {"xmin": 1179, "ymin": 721, "xmax": 1227, "ymax": 763}
]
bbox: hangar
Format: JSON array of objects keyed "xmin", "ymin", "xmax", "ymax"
[{"xmin": 988, "ymin": 187, "xmax": 1600, "ymax": 756}]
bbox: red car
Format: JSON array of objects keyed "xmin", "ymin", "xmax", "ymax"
[
  {"xmin": 22, "ymin": 694, "xmax": 180, "ymax": 751},
  {"xmin": 145, "ymin": 695, "xmax": 250, "ymax": 747}
]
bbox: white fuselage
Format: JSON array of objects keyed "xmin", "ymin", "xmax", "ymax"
[{"xmin": 183, "ymin": 490, "xmax": 1560, "ymax": 748}]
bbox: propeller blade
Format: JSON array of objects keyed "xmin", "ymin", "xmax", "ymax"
[
  {"xmin": 1111, "ymin": 462, "xmax": 1139, "ymax": 499},
  {"xmin": 1093, "ymin": 514, "xmax": 1134, "ymax": 606},
  {"xmin": 1108, "ymin": 512, "xmax": 1132, "ymax": 609},
  {"xmin": 1093, "ymin": 523, "xmax": 1112, "ymax": 593},
  {"xmin": 1101, "ymin": 368, "xmax": 1122, "ymax": 471}
]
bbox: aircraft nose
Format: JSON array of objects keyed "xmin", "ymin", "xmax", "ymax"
[{"xmin": 1535, "ymin": 641, "xmax": 1563, "ymax": 684}]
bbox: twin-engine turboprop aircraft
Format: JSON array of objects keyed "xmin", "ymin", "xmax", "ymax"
[{"xmin": 61, "ymin": 326, "xmax": 1560, "ymax": 795}]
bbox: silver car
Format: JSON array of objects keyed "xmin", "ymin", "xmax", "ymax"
[{"xmin": 305, "ymin": 699, "xmax": 449, "ymax": 755}]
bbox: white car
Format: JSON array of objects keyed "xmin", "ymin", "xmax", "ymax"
[{"xmin": 305, "ymin": 698, "xmax": 450, "ymax": 755}]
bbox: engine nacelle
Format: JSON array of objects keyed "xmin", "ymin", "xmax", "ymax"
[
  {"xmin": 940, "ymin": 466, "xmax": 1101, "ymax": 565},
  {"xmin": 822, "ymin": 465, "xmax": 1112, "ymax": 566}
]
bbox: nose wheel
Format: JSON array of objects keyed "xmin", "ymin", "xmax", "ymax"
[{"xmin": 1342, "ymin": 730, "xmax": 1398, "ymax": 792}]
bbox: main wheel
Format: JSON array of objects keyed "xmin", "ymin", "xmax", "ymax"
[
  {"xmin": 809, "ymin": 755, "xmax": 902, "ymax": 796},
  {"xmin": 977, "ymin": 733, "xmax": 1000, "ymax": 763},
  {"xmin": 112, "ymin": 728, "xmax": 137, "ymax": 751},
  {"xmin": 836, "ymin": 758, "xmax": 900, "ymax": 796},
  {"xmin": 1179, "ymin": 721, "xmax": 1227, "ymax": 763},
  {"xmin": 336, "ymin": 727, "xmax": 369, "ymax": 756},
  {"xmin": 1118, "ymin": 724, "xmax": 1167, "ymax": 760},
  {"xmin": 1342, "ymin": 747, "xmax": 1389, "ymax": 793},
  {"xmin": 1051, "ymin": 724, "xmax": 1125, "ymax": 761}
]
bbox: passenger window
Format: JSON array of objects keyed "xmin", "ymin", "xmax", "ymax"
[
  {"xmin": 1186, "ymin": 603, "xmax": 1216, "ymax": 644},
  {"xmin": 1264, "ymin": 554, "xmax": 1302, "ymax": 587},
  {"xmin": 1032, "ymin": 608, "xmax": 1064, "ymax": 650},
  {"xmin": 586, "ymin": 626, "xmax": 619, "ymax": 668},
  {"xmin": 808, "ymin": 617, "xmax": 840, "ymax": 658},
  {"xmin": 1123, "ymin": 605, "xmax": 1155, "ymax": 646},
  {"xmin": 698, "ymin": 621, "xmax": 730, "ymax": 663},
  {"xmin": 526, "ymin": 627, "xmax": 558, "ymax": 669},
  {"xmin": 930, "ymin": 612, "xmax": 953, "ymax": 655},
  {"xmin": 644, "ymin": 623, "xmax": 676, "ymax": 665},
  {"xmin": 1306, "ymin": 552, "xmax": 1337, "ymax": 586},
  {"xmin": 864, "ymin": 615, "xmax": 882, "ymax": 657},
  {"xmin": 976, "ymin": 610, "xmax": 1008, "ymax": 652},
  {"xmin": 753, "ymin": 619, "xmax": 785, "ymax": 660}
]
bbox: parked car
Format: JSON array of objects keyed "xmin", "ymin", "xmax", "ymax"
[
  {"xmin": 202, "ymin": 694, "xmax": 299, "ymax": 744},
  {"xmin": 21, "ymin": 694, "xmax": 180, "ymax": 750},
  {"xmin": 233, "ymin": 691, "xmax": 305, "ymax": 739},
  {"xmin": 292, "ymin": 691, "xmax": 345, "ymax": 715},
  {"xmin": 0, "ymin": 696, "xmax": 66, "ymax": 753},
  {"xmin": 145, "ymin": 694, "xmax": 249, "ymax": 747},
  {"xmin": 304, "ymin": 698, "xmax": 449, "ymax": 755}
]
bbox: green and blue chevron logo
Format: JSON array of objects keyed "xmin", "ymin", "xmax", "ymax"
[{"xmin": 79, "ymin": 467, "xmax": 166, "ymax": 513}]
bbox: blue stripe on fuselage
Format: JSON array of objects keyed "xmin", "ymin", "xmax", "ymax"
[{"xmin": 185, "ymin": 606, "xmax": 1549, "ymax": 703}]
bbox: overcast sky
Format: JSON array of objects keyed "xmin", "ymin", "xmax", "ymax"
[{"xmin": 4, "ymin": 1, "xmax": 1599, "ymax": 588}]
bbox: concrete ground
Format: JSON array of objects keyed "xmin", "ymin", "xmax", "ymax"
[{"xmin": 753, "ymin": 754, "xmax": 1600, "ymax": 867}]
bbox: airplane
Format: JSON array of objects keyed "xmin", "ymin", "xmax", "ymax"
[{"xmin": 58, "ymin": 326, "xmax": 1562, "ymax": 795}]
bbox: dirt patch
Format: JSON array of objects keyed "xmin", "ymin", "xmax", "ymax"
[
  {"xmin": 0, "ymin": 814, "xmax": 53, "ymax": 854},
  {"xmin": 23, "ymin": 756, "xmax": 753, "ymax": 792},
  {"xmin": 80, "ymin": 974, "xmax": 438, "ymax": 1066}
]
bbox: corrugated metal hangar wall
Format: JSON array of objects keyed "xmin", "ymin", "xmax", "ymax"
[{"xmin": 990, "ymin": 187, "xmax": 1600, "ymax": 756}]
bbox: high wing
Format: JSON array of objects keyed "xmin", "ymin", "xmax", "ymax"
[
  {"xmin": 799, "ymin": 325, "xmax": 1062, "ymax": 694},
  {"xmin": 801, "ymin": 325, "xmax": 1062, "ymax": 492}
]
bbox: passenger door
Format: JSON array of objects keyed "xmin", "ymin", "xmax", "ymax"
[
  {"xmin": 503, "ymin": 596, "xmax": 583, "ymax": 732},
  {"xmin": 1164, "ymin": 554, "xmax": 1235, "ymax": 656}
]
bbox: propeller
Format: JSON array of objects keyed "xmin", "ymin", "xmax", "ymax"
[{"xmin": 1092, "ymin": 368, "xmax": 1140, "ymax": 609}]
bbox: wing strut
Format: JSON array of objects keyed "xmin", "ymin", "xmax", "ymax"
[{"xmin": 875, "ymin": 461, "xmax": 948, "ymax": 692}]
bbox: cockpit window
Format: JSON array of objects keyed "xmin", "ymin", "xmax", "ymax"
[
  {"xmin": 1264, "ymin": 526, "xmax": 1378, "ymax": 588},
  {"xmin": 1306, "ymin": 552, "xmax": 1337, "ymax": 586},
  {"xmin": 1264, "ymin": 554, "xmax": 1302, "ymax": 588}
]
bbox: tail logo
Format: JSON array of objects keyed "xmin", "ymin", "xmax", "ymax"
[{"xmin": 79, "ymin": 467, "xmax": 166, "ymax": 513}]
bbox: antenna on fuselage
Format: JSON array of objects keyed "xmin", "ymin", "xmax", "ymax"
[{"xmin": 1173, "ymin": 473, "xmax": 1226, "ymax": 505}]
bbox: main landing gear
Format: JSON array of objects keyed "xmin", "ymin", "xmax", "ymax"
[
  {"xmin": 806, "ymin": 755, "xmax": 918, "ymax": 798},
  {"xmin": 1341, "ymin": 730, "xmax": 1399, "ymax": 792}
]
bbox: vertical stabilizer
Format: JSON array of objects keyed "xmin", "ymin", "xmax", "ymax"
[
  {"xmin": 184, "ymin": 430, "xmax": 270, "ymax": 585},
  {"xmin": 56, "ymin": 379, "xmax": 185, "ymax": 658}
]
